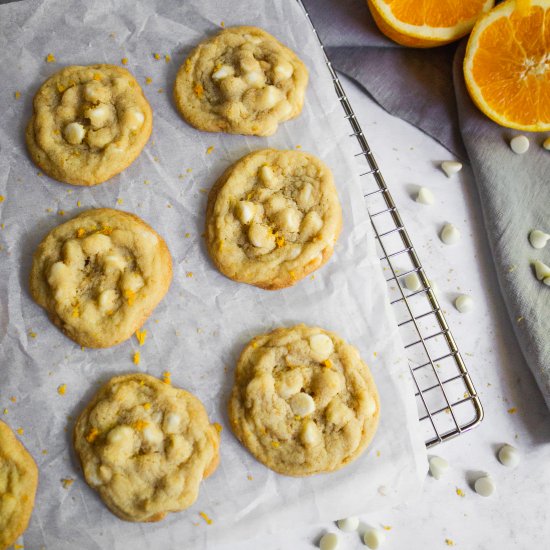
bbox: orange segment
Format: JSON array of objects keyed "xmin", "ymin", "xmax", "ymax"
[
  {"xmin": 464, "ymin": 0, "xmax": 550, "ymax": 131},
  {"xmin": 367, "ymin": 0, "xmax": 495, "ymax": 48}
]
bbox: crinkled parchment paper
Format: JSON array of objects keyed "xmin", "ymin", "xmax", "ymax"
[{"xmin": 0, "ymin": 0, "xmax": 427, "ymax": 547}]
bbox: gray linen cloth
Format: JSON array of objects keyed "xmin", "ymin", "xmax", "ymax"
[{"xmin": 302, "ymin": 0, "xmax": 550, "ymax": 408}]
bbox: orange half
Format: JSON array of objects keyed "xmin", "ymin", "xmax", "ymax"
[
  {"xmin": 464, "ymin": 0, "xmax": 550, "ymax": 131},
  {"xmin": 366, "ymin": 0, "xmax": 495, "ymax": 48}
]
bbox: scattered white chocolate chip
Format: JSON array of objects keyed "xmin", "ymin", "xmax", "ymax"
[
  {"xmin": 63, "ymin": 122, "xmax": 85, "ymax": 145},
  {"xmin": 454, "ymin": 294, "xmax": 474, "ymax": 313},
  {"xmin": 363, "ymin": 528, "xmax": 385, "ymax": 549},
  {"xmin": 543, "ymin": 137, "xmax": 550, "ymax": 151},
  {"xmin": 416, "ymin": 186, "xmax": 434, "ymax": 205},
  {"xmin": 336, "ymin": 517, "xmax": 359, "ymax": 532},
  {"xmin": 98, "ymin": 289, "xmax": 118, "ymax": 312},
  {"xmin": 121, "ymin": 271, "xmax": 144, "ymax": 293},
  {"xmin": 244, "ymin": 70, "xmax": 264, "ymax": 87},
  {"xmin": 248, "ymin": 222, "xmax": 275, "ymax": 250},
  {"xmin": 273, "ymin": 61, "xmax": 294, "ymax": 80},
  {"xmin": 235, "ymin": 201, "xmax": 256, "ymax": 224},
  {"xmin": 277, "ymin": 370, "xmax": 303, "ymax": 399},
  {"xmin": 319, "ymin": 533, "xmax": 339, "ymax": 550},
  {"xmin": 289, "ymin": 392, "xmax": 315, "ymax": 417},
  {"xmin": 163, "ymin": 412, "xmax": 181, "ymax": 434},
  {"xmin": 474, "ymin": 475, "xmax": 495, "ymax": 497},
  {"xmin": 529, "ymin": 229, "xmax": 550, "ymax": 249},
  {"xmin": 510, "ymin": 135, "xmax": 529, "ymax": 154},
  {"xmin": 498, "ymin": 444, "xmax": 520, "ymax": 468},
  {"xmin": 86, "ymin": 104, "xmax": 111, "ymax": 128},
  {"xmin": 142, "ymin": 424, "xmax": 163, "ymax": 446},
  {"xmin": 301, "ymin": 418, "xmax": 321, "ymax": 446},
  {"xmin": 301, "ymin": 211, "xmax": 324, "ymax": 240},
  {"xmin": 126, "ymin": 108, "xmax": 145, "ymax": 131},
  {"xmin": 440, "ymin": 223, "xmax": 461, "ymax": 245},
  {"xmin": 212, "ymin": 64, "xmax": 234, "ymax": 80},
  {"xmin": 274, "ymin": 207, "xmax": 301, "ymax": 232},
  {"xmin": 441, "ymin": 160, "xmax": 462, "ymax": 178},
  {"xmin": 533, "ymin": 260, "xmax": 550, "ymax": 281},
  {"xmin": 403, "ymin": 272, "xmax": 421, "ymax": 292},
  {"xmin": 82, "ymin": 233, "xmax": 111, "ymax": 256},
  {"xmin": 259, "ymin": 164, "xmax": 277, "ymax": 187},
  {"xmin": 103, "ymin": 254, "xmax": 127, "ymax": 272},
  {"xmin": 428, "ymin": 455, "xmax": 449, "ymax": 480},
  {"xmin": 309, "ymin": 333, "xmax": 334, "ymax": 362},
  {"xmin": 258, "ymin": 85, "xmax": 282, "ymax": 110},
  {"xmin": 48, "ymin": 261, "xmax": 70, "ymax": 286}
]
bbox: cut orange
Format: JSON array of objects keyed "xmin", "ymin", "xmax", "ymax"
[
  {"xmin": 464, "ymin": 0, "xmax": 550, "ymax": 131},
  {"xmin": 366, "ymin": 0, "xmax": 495, "ymax": 48}
]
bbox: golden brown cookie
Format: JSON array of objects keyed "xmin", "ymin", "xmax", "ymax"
[
  {"xmin": 30, "ymin": 208, "xmax": 172, "ymax": 348},
  {"xmin": 26, "ymin": 64, "xmax": 152, "ymax": 186},
  {"xmin": 228, "ymin": 325, "xmax": 380, "ymax": 476},
  {"xmin": 174, "ymin": 26, "xmax": 308, "ymax": 136},
  {"xmin": 0, "ymin": 421, "xmax": 39, "ymax": 550},
  {"xmin": 73, "ymin": 373, "xmax": 220, "ymax": 522},
  {"xmin": 205, "ymin": 149, "xmax": 342, "ymax": 289}
]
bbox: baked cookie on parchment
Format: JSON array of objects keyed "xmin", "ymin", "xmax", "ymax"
[
  {"xmin": 30, "ymin": 208, "xmax": 172, "ymax": 348},
  {"xmin": 228, "ymin": 325, "xmax": 380, "ymax": 476},
  {"xmin": 26, "ymin": 64, "xmax": 152, "ymax": 186},
  {"xmin": 73, "ymin": 373, "xmax": 220, "ymax": 522},
  {"xmin": 205, "ymin": 148, "xmax": 342, "ymax": 289},
  {"xmin": 174, "ymin": 26, "xmax": 308, "ymax": 136},
  {"xmin": 0, "ymin": 420, "xmax": 39, "ymax": 550}
]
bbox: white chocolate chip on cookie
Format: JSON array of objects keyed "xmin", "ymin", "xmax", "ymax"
[
  {"xmin": 301, "ymin": 418, "xmax": 321, "ymax": 446},
  {"xmin": 163, "ymin": 412, "xmax": 181, "ymax": 434},
  {"xmin": 274, "ymin": 207, "xmax": 302, "ymax": 233},
  {"xmin": 64, "ymin": 122, "xmax": 86, "ymax": 145},
  {"xmin": 212, "ymin": 64, "xmax": 235, "ymax": 80},
  {"xmin": 289, "ymin": 392, "xmax": 315, "ymax": 416},
  {"xmin": 309, "ymin": 333, "xmax": 334, "ymax": 362},
  {"xmin": 126, "ymin": 108, "xmax": 145, "ymax": 131},
  {"xmin": 273, "ymin": 61, "xmax": 294, "ymax": 81},
  {"xmin": 82, "ymin": 233, "xmax": 112, "ymax": 256},
  {"xmin": 85, "ymin": 103, "xmax": 112, "ymax": 128},
  {"xmin": 248, "ymin": 222, "xmax": 275, "ymax": 250},
  {"xmin": 235, "ymin": 201, "xmax": 257, "ymax": 224}
]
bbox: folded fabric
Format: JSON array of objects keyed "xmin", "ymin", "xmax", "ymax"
[{"xmin": 302, "ymin": 0, "xmax": 550, "ymax": 409}]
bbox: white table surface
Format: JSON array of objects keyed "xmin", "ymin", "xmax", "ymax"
[{"xmin": 237, "ymin": 75, "xmax": 550, "ymax": 550}]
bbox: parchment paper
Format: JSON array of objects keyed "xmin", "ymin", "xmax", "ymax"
[{"xmin": 0, "ymin": 0, "xmax": 427, "ymax": 547}]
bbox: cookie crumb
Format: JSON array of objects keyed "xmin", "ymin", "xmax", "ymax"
[
  {"xmin": 121, "ymin": 57, "xmax": 128, "ymax": 65},
  {"xmin": 17, "ymin": 428, "xmax": 24, "ymax": 435},
  {"xmin": 61, "ymin": 478, "xmax": 75, "ymax": 489},
  {"xmin": 57, "ymin": 384, "xmax": 67, "ymax": 396},
  {"xmin": 42, "ymin": 449, "xmax": 48, "ymax": 455},
  {"xmin": 135, "ymin": 329, "xmax": 147, "ymax": 346},
  {"xmin": 220, "ymin": 21, "xmax": 225, "ymax": 27},
  {"xmin": 153, "ymin": 53, "xmax": 160, "ymax": 60},
  {"xmin": 213, "ymin": 422, "xmax": 223, "ymax": 434},
  {"xmin": 507, "ymin": 407, "xmax": 517, "ymax": 414},
  {"xmin": 145, "ymin": 77, "xmax": 152, "ymax": 85},
  {"xmin": 184, "ymin": 232, "xmax": 191, "ymax": 238},
  {"xmin": 206, "ymin": 146, "xmax": 214, "ymax": 155},
  {"xmin": 2, "ymin": 409, "xmax": 7, "ymax": 415},
  {"xmin": 247, "ymin": 474, "xmax": 253, "ymax": 480},
  {"xmin": 117, "ymin": 198, "xmax": 123, "ymax": 205},
  {"xmin": 199, "ymin": 511, "xmax": 213, "ymax": 525},
  {"xmin": 157, "ymin": 88, "xmax": 164, "ymax": 94},
  {"xmin": 10, "ymin": 396, "xmax": 16, "ymax": 403},
  {"xmin": 186, "ymin": 168, "xmax": 193, "ymax": 173},
  {"xmin": 162, "ymin": 371, "xmax": 171, "ymax": 385},
  {"xmin": 445, "ymin": 539, "xmax": 455, "ymax": 546},
  {"xmin": 165, "ymin": 54, "xmax": 171, "ymax": 63},
  {"xmin": 133, "ymin": 351, "xmax": 140, "ymax": 365},
  {"xmin": 456, "ymin": 487, "xmax": 465, "ymax": 497},
  {"xmin": 14, "ymin": 91, "xmax": 21, "ymax": 100},
  {"xmin": 29, "ymin": 331, "xmax": 37, "ymax": 339},
  {"xmin": 0, "ymin": 196, "xmax": 4, "ymax": 203},
  {"xmin": 382, "ymin": 525, "xmax": 392, "ymax": 531},
  {"xmin": 58, "ymin": 210, "xmax": 65, "ymax": 216},
  {"xmin": 45, "ymin": 53, "xmax": 56, "ymax": 63},
  {"xmin": 186, "ymin": 271, "xmax": 193, "ymax": 278},
  {"xmin": 295, "ymin": 144, "xmax": 302, "ymax": 149},
  {"xmin": 77, "ymin": 200, "xmax": 81, "ymax": 207}
]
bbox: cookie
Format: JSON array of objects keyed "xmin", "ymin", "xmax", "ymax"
[
  {"xmin": 30, "ymin": 208, "xmax": 172, "ymax": 348},
  {"xmin": 205, "ymin": 149, "xmax": 342, "ymax": 289},
  {"xmin": 228, "ymin": 325, "xmax": 380, "ymax": 476},
  {"xmin": 73, "ymin": 373, "xmax": 220, "ymax": 522},
  {"xmin": 26, "ymin": 64, "xmax": 152, "ymax": 186},
  {"xmin": 0, "ymin": 421, "xmax": 39, "ymax": 550},
  {"xmin": 174, "ymin": 26, "xmax": 308, "ymax": 136}
]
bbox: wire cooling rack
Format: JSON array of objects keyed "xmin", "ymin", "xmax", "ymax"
[{"xmin": 299, "ymin": 2, "xmax": 483, "ymax": 447}]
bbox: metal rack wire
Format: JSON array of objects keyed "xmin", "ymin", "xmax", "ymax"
[{"xmin": 299, "ymin": 1, "xmax": 484, "ymax": 447}]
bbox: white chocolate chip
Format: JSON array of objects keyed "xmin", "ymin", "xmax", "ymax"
[
  {"xmin": 273, "ymin": 61, "xmax": 294, "ymax": 80},
  {"xmin": 533, "ymin": 260, "xmax": 550, "ymax": 281},
  {"xmin": 289, "ymin": 392, "xmax": 315, "ymax": 416},
  {"xmin": 543, "ymin": 137, "xmax": 550, "ymax": 151},
  {"xmin": 440, "ymin": 223, "xmax": 460, "ymax": 245},
  {"xmin": 63, "ymin": 122, "xmax": 86, "ymax": 145},
  {"xmin": 219, "ymin": 76, "xmax": 248, "ymax": 100},
  {"xmin": 498, "ymin": 444, "xmax": 520, "ymax": 468},
  {"xmin": 403, "ymin": 272, "xmax": 421, "ymax": 291},
  {"xmin": 274, "ymin": 207, "xmax": 301, "ymax": 233},
  {"xmin": 48, "ymin": 261, "xmax": 70, "ymax": 287},
  {"xmin": 85, "ymin": 104, "xmax": 111, "ymax": 128},
  {"xmin": 240, "ymin": 56, "xmax": 261, "ymax": 73},
  {"xmin": 212, "ymin": 64, "xmax": 234, "ymax": 80},
  {"xmin": 510, "ymin": 135, "xmax": 529, "ymax": 154},
  {"xmin": 336, "ymin": 517, "xmax": 359, "ymax": 532},
  {"xmin": 529, "ymin": 229, "xmax": 550, "ymax": 249},
  {"xmin": 235, "ymin": 201, "xmax": 256, "ymax": 225},
  {"xmin": 301, "ymin": 419, "xmax": 321, "ymax": 446},
  {"xmin": 244, "ymin": 33, "xmax": 263, "ymax": 45},
  {"xmin": 301, "ymin": 211, "xmax": 324, "ymax": 240},
  {"xmin": 98, "ymin": 289, "xmax": 118, "ymax": 313},
  {"xmin": 82, "ymin": 233, "xmax": 111, "ymax": 256},
  {"xmin": 84, "ymin": 81, "xmax": 107, "ymax": 103},
  {"xmin": 428, "ymin": 455, "xmax": 449, "ymax": 480},
  {"xmin": 126, "ymin": 108, "xmax": 145, "ymax": 131},
  {"xmin": 474, "ymin": 475, "xmax": 495, "ymax": 497},
  {"xmin": 319, "ymin": 533, "xmax": 339, "ymax": 550},
  {"xmin": 142, "ymin": 424, "xmax": 163, "ymax": 446},
  {"xmin": 416, "ymin": 186, "xmax": 434, "ymax": 205},
  {"xmin": 248, "ymin": 222, "xmax": 275, "ymax": 250},
  {"xmin": 297, "ymin": 182, "xmax": 314, "ymax": 209},
  {"xmin": 454, "ymin": 294, "xmax": 474, "ymax": 313},
  {"xmin": 259, "ymin": 165, "xmax": 278, "ymax": 188},
  {"xmin": 163, "ymin": 412, "xmax": 181, "ymax": 434},
  {"xmin": 107, "ymin": 425, "xmax": 134, "ymax": 452},
  {"xmin": 276, "ymin": 370, "xmax": 303, "ymax": 399},
  {"xmin": 103, "ymin": 253, "xmax": 127, "ymax": 271},
  {"xmin": 266, "ymin": 193, "xmax": 287, "ymax": 214},
  {"xmin": 363, "ymin": 528, "xmax": 385, "ymax": 549},
  {"xmin": 441, "ymin": 160, "xmax": 463, "ymax": 177},
  {"xmin": 257, "ymin": 85, "xmax": 282, "ymax": 110},
  {"xmin": 121, "ymin": 271, "xmax": 144, "ymax": 293},
  {"xmin": 309, "ymin": 333, "xmax": 334, "ymax": 362},
  {"xmin": 244, "ymin": 70, "xmax": 265, "ymax": 88}
]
